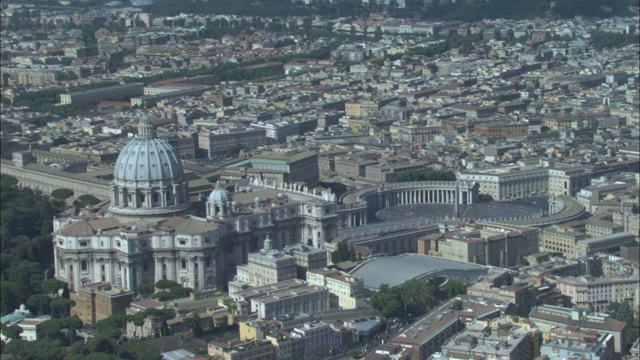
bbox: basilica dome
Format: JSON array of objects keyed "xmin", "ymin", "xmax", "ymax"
[
  {"xmin": 108, "ymin": 114, "xmax": 191, "ymax": 220},
  {"xmin": 208, "ymin": 184, "xmax": 229, "ymax": 203},
  {"xmin": 114, "ymin": 131, "xmax": 183, "ymax": 182}
]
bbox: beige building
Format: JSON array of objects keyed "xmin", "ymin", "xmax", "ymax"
[
  {"xmin": 457, "ymin": 168, "xmax": 549, "ymax": 200},
  {"xmin": 574, "ymin": 232, "xmax": 636, "ymax": 258},
  {"xmin": 430, "ymin": 223, "xmax": 539, "ymax": 268},
  {"xmin": 389, "ymin": 300, "xmax": 465, "ymax": 359},
  {"xmin": 197, "ymin": 126, "xmax": 267, "ymax": 159},
  {"xmin": 541, "ymin": 225, "xmax": 587, "ymax": 255},
  {"xmin": 242, "ymin": 236, "xmax": 297, "ymax": 287},
  {"xmin": 557, "ymin": 275, "xmax": 639, "ymax": 313},
  {"xmin": 59, "ymin": 83, "xmax": 144, "ymax": 107},
  {"xmin": 208, "ymin": 339, "xmax": 276, "ymax": 360},
  {"xmin": 585, "ymin": 218, "xmax": 624, "ymax": 237},
  {"xmin": 439, "ymin": 321, "xmax": 537, "ymax": 360},
  {"xmin": 529, "ymin": 305, "xmax": 627, "ymax": 355},
  {"xmin": 70, "ymin": 282, "xmax": 134, "ymax": 324},
  {"xmin": 548, "ymin": 167, "xmax": 592, "ymax": 197},
  {"xmin": 306, "ymin": 269, "xmax": 365, "ymax": 309},
  {"xmin": 389, "ymin": 124, "xmax": 441, "ymax": 144},
  {"xmin": 458, "ymin": 166, "xmax": 591, "ymax": 200}
]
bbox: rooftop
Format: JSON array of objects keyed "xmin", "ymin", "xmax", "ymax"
[{"xmin": 350, "ymin": 254, "xmax": 488, "ymax": 290}]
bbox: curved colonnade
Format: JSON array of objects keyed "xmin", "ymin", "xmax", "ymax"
[{"xmin": 336, "ymin": 181, "xmax": 480, "ymax": 228}]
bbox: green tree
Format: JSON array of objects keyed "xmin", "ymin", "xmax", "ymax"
[
  {"xmin": 42, "ymin": 279, "xmax": 68, "ymax": 297},
  {"xmin": 444, "ymin": 279, "xmax": 467, "ymax": 298},
  {"xmin": 155, "ymin": 279, "xmax": 181, "ymax": 291},
  {"xmin": 0, "ymin": 281, "xmax": 19, "ymax": 315},
  {"xmin": 134, "ymin": 283, "xmax": 155, "ymax": 298},
  {"xmin": 426, "ymin": 62, "xmax": 439, "ymax": 74},
  {"xmin": 613, "ymin": 301, "xmax": 634, "ymax": 327},
  {"xmin": 68, "ymin": 318, "xmax": 78, "ymax": 344},
  {"xmin": 26, "ymin": 294, "xmax": 52, "ymax": 315},
  {"xmin": 1, "ymin": 323, "xmax": 23, "ymax": 340},
  {"xmin": 50, "ymin": 298, "xmax": 75, "ymax": 318},
  {"xmin": 51, "ymin": 188, "xmax": 74, "ymax": 200}
]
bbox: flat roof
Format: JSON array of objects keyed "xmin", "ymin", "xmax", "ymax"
[{"xmin": 349, "ymin": 254, "xmax": 489, "ymax": 290}]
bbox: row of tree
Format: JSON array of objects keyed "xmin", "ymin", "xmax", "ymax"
[
  {"xmin": 394, "ymin": 170, "xmax": 457, "ymax": 183},
  {"xmin": 0, "ymin": 175, "xmax": 70, "ymax": 315}
]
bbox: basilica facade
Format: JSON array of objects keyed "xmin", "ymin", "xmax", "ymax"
[{"xmin": 52, "ymin": 115, "xmax": 339, "ymax": 292}]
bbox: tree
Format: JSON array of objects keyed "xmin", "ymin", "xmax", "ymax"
[
  {"xmin": 1, "ymin": 323, "xmax": 23, "ymax": 340},
  {"xmin": 50, "ymin": 298, "xmax": 75, "ymax": 318},
  {"xmin": 42, "ymin": 279, "xmax": 68, "ymax": 297},
  {"xmin": 68, "ymin": 318, "xmax": 78, "ymax": 344},
  {"xmin": 134, "ymin": 284, "xmax": 155, "ymax": 298},
  {"xmin": 607, "ymin": 302, "xmax": 622, "ymax": 314},
  {"xmin": 40, "ymin": 319, "xmax": 63, "ymax": 340},
  {"xmin": 444, "ymin": 279, "xmax": 467, "ymax": 298},
  {"xmin": 155, "ymin": 279, "xmax": 180, "ymax": 291},
  {"xmin": 51, "ymin": 188, "xmax": 74, "ymax": 200},
  {"xmin": 426, "ymin": 62, "xmax": 439, "ymax": 74},
  {"xmin": 0, "ymin": 281, "xmax": 19, "ymax": 315},
  {"xmin": 27, "ymin": 294, "xmax": 52, "ymax": 315},
  {"xmin": 613, "ymin": 301, "xmax": 634, "ymax": 327}
]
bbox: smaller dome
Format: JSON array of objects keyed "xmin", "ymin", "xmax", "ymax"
[{"xmin": 208, "ymin": 182, "xmax": 229, "ymax": 203}]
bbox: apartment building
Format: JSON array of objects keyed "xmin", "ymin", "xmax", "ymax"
[
  {"xmin": 529, "ymin": 305, "xmax": 627, "ymax": 355},
  {"xmin": 59, "ymin": 83, "xmax": 144, "ymax": 107},
  {"xmin": 197, "ymin": 126, "xmax": 267, "ymax": 159},
  {"xmin": 306, "ymin": 269, "xmax": 365, "ymax": 310},
  {"xmin": 364, "ymin": 160, "xmax": 430, "ymax": 182},
  {"xmin": 540, "ymin": 329, "xmax": 614, "ymax": 360},
  {"xmin": 574, "ymin": 232, "xmax": 636, "ymax": 258},
  {"xmin": 251, "ymin": 285, "xmax": 329, "ymax": 319},
  {"xmin": 222, "ymin": 150, "xmax": 319, "ymax": 187},
  {"xmin": 290, "ymin": 322, "xmax": 332, "ymax": 359},
  {"xmin": 457, "ymin": 166, "xmax": 591, "ymax": 200},
  {"xmin": 474, "ymin": 122, "xmax": 529, "ymax": 139},
  {"xmin": 70, "ymin": 282, "xmax": 134, "ymax": 324},
  {"xmin": 389, "ymin": 300, "xmax": 465, "ymax": 359},
  {"xmin": 439, "ymin": 322, "xmax": 536, "ymax": 360},
  {"xmin": 242, "ymin": 237, "xmax": 297, "ymax": 287},
  {"xmin": 457, "ymin": 168, "xmax": 549, "ymax": 200},
  {"xmin": 548, "ymin": 167, "xmax": 592, "ymax": 197},
  {"xmin": 208, "ymin": 339, "xmax": 276, "ymax": 360},
  {"xmin": 585, "ymin": 219, "xmax": 624, "ymax": 237},
  {"xmin": 389, "ymin": 124, "xmax": 441, "ymax": 144},
  {"xmin": 431, "ymin": 223, "xmax": 539, "ymax": 269},
  {"xmin": 540, "ymin": 225, "xmax": 587, "ymax": 255},
  {"xmin": 556, "ymin": 275, "xmax": 639, "ymax": 313}
]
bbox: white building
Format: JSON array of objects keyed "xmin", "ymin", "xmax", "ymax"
[
  {"xmin": 306, "ymin": 269, "xmax": 365, "ymax": 310},
  {"xmin": 251, "ymin": 285, "xmax": 329, "ymax": 319}
]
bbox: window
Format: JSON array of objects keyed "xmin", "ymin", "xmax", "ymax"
[
  {"xmin": 181, "ymin": 259, "xmax": 187, "ymax": 269},
  {"xmin": 79, "ymin": 240, "xmax": 88, "ymax": 247},
  {"xmin": 81, "ymin": 260, "xmax": 88, "ymax": 271},
  {"xmin": 179, "ymin": 239, "xmax": 187, "ymax": 245}
]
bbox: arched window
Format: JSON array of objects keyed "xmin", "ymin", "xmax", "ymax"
[
  {"xmin": 81, "ymin": 260, "xmax": 88, "ymax": 271},
  {"xmin": 181, "ymin": 258, "xmax": 187, "ymax": 269}
]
